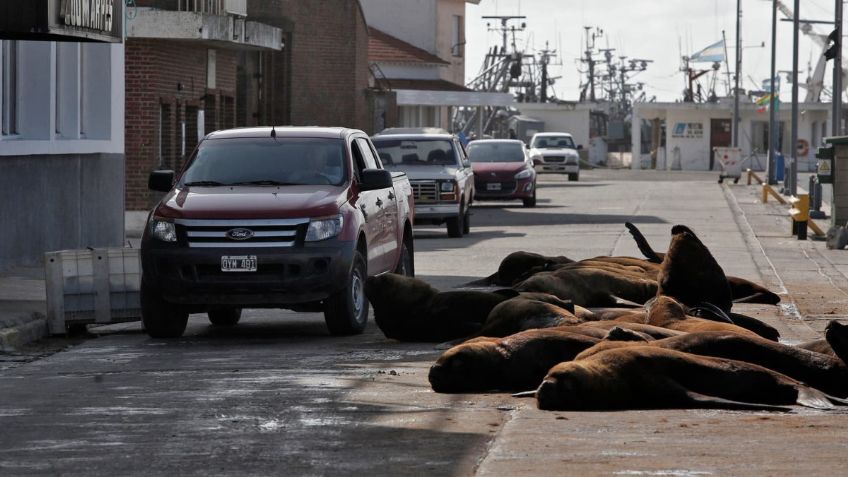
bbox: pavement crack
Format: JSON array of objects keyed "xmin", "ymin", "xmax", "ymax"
[{"xmin": 472, "ymin": 406, "xmax": 519, "ymax": 475}]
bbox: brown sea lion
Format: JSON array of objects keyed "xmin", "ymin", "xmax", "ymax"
[
  {"xmin": 364, "ymin": 274, "xmax": 517, "ymax": 342},
  {"xmin": 429, "ymin": 329, "xmax": 601, "ymax": 393},
  {"xmin": 657, "ymin": 225, "xmax": 733, "ymax": 313},
  {"xmin": 514, "ymin": 266, "xmax": 658, "ymax": 307},
  {"xmin": 575, "ymin": 331, "xmax": 848, "ymax": 397},
  {"xmin": 614, "ymin": 296, "xmax": 761, "ymax": 338},
  {"xmin": 796, "ymin": 321, "xmax": 848, "ymax": 363},
  {"xmin": 626, "ymin": 221, "xmax": 781, "ymax": 305},
  {"xmin": 474, "ymin": 293, "xmax": 583, "ymax": 338},
  {"xmin": 535, "ymin": 346, "xmax": 848, "ymax": 411},
  {"xmin": 572, "ymin": 320, "xmax": 685, "ymax": 339},
  {"xmin": 463, "ymin": 251, "xmax": 575, "ymax": 286}
]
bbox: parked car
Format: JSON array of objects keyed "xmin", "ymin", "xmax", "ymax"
[
  {"xmin": 141, "ymin": 127, "xmax": 415, "ymax": 338},
  {"xmin": 466, "ymin": 139, "xmax": 537, "ymax": 207},
  {"xmin": 529, "ymin": 132, "xmax": 582, "ymax": 181},
  {"xmin": 372, "ymin": 133, "xmax": 474, "ymax": 237}
]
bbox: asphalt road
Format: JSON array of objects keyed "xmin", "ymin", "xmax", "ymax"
[{"xmin": 2, "ymin": 170, "xmax": 846, "ymax": 476}]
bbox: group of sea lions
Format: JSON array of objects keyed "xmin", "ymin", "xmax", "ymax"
[{"xmin": 364, "ymin": 223, "xmax": 848, "ymax": 411}]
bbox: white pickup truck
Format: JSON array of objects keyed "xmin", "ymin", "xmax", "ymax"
[{"xmin": 529, "ymin": 132, "xmax": 582, "ymax": 181}]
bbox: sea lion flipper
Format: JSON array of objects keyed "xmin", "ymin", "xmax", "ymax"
[
  {"xmin": 625, "ymin": 222, "xmax": 663, "ymax": 263},
  {"xmin": 512, "ymin": 390, "xmax": 537, "ymax": 398},
  {"xmin": 795, "ymin": 387, "xmax": 836, "ymax": 409},
  {"xmin": 492, "ymin": 288, "xmax": 521, "ymax": 299},
  {"xmin": 612, "ymin": 296, "xmax": 643, "ymax": 308},
  {"xmin": 462, "ymin": 273, "xmax": 500, "ymax": 287},
  {"xmin": 683, "ymin": 391, "xmax": 792, "ymax": 412}
]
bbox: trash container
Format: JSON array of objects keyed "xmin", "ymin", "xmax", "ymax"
[{"xmin": 775, "ymin": 153, "xmax": 785, "ymax": 181}]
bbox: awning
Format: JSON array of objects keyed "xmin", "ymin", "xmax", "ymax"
[{"xmin": 395, "ymin": 89, "xmax": 514, "ymax": 107}]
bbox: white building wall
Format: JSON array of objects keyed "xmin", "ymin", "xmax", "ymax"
[
  {"xmin": 515, "ymin": 103, "xmax": 591, "ymax": 149},
  {"xmin": 378, "ymin": 64, "xmax": 442, "ymax": 80},
  {"xmin": 435, "ymin": 0, "xmax": 466, "ymax": 85}
]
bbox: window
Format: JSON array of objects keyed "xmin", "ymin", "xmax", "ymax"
[
  {"xmin": 1, "ymin": 40, "xmax": 18, "ymax": 136},
  {"xmin": 355, "ymin": 138, "xmax": 379, "ymax": 169},
  {"xmin": 451, "ymin": 15, "xmax": 463, "ymax": 57}
]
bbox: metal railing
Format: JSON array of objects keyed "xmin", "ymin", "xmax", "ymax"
[{"xmin": 176, "ymin": 0, "xmax": 245, "ymax": 16}]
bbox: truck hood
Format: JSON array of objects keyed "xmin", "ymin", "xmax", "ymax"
[
  {"xmin": 155, "ymin": 185, "xmax": 346, "ymax": 219},
  {"xmin": 386, "ymin": 165, "xmax": 459, "ymax": 181}
]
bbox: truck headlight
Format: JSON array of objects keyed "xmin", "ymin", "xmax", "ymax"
[
  {"xmin": 514, "ymin": 169, "xmax": 533, "ymax": 180},
  {"xmin": 306, "ymin": 215, "xmax": 343, "ymax": 242},
  {"xmin": 439, "ymin": 181, "xmax": 456, "ymax": 192},
  {"xmin": 149, "ymin": 218, "xmax": 177, "ymax": 242}
]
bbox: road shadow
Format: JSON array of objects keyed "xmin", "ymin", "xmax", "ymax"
[{"xmin": 467, "ymin": 209, "xmax": 668, "ymax": 227}]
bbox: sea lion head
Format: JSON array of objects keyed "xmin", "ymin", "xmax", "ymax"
[
  {"xmin": 536, "ymin": 362, "xmax": 600, "ymax": 411},
  {"xmin": 657, "ymin": 225, "xmax": 733, "ymax": 313},
  {"xmin": 825, "ymin": 320, "xmax": 848, "ymax": 365},
  {"xmin": 429, "ymin": 338, "xmax": 506, "ymax": 393},
  {"xmin": 364, "ymin": 274, "xmax": 437, "ymax": 311},
  {"xmin": 498, "ymin": 252, "xmax": 573, "ymax": 285}
]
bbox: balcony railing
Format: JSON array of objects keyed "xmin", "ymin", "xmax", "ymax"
[{"xmin": 176, "ymin": 0, "xmax": 246, "ymax": 16}]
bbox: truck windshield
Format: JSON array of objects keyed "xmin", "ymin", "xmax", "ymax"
[
  {"xmin": 532, "ymin": 136, "xmax": 575, "ymax": 149},
  {"xmin": 466, "ymin": 142, "xmax": 525, "ymax": 163},
  {"xmin": 180, "ymin": 138, "xmax": 346, "ymax": 186},
  {"xmin": 372, "ymin": 138, "xmax": 457, "ymax": 167}
]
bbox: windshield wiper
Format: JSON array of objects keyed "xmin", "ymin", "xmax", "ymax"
[
  {"xmin": 183, "ymin": 180, "xmax": 227, "ymax": 187},
  {"xmin": 229, "ymin": 180, "xmax": 297, "ymax": 186}
]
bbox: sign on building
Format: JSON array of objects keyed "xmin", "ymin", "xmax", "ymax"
[
  {"xmin": 671, "ymin": 122, "xmax": 704, "ymax": 139},
  {"xmin": 0, "ymin": 0, "xmax": 123, "ymax": 42}
]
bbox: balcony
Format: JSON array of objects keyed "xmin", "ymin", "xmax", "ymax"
[{"xmin": 127, "ymin": 1, "xmax": 282, "ymax": 51}]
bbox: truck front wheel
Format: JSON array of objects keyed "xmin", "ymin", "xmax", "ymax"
[
  {"xmin": 324, "ymin": 250, "xmax": 369, "ymax": 335},
  {"xmin": 141, "ymin": 279, "xmax": 189, "ymax": 338},
  {"xmin": 446, "ymin": 203, "xmax": 465, "ymax": 238},
  {"xmin": 394, "ymin": 236, "xmax": 414, "ymax": 277}
]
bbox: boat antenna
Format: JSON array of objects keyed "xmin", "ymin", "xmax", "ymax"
[{"xmin": 271, "ymin": 125, "xmax": 277, "ymax": 138}]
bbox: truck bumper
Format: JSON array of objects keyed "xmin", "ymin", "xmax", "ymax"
[
  {"xmin": 141, "ymin": 241, "xmax": 354, "ymax": 307},
  {"xmin": 537, "ymin": 164, "xmax": 579, "ymax": 174},
  {"xmin": 413, "ymin": 203, "xmax": 462, "ymax": 220}
]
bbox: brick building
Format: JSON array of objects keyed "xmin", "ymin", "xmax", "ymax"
[{"xmin": 124, "ymin": 1, "xmax": 377, "ymax": 212}]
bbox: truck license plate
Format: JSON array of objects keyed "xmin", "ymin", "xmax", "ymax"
[
  {"xmin": 221, "ymin": 255, "xmax": 257, "ymax": 272},
  {"xmin": 487, "ymin": 182, "xmax": 502, "ymax": 191}
]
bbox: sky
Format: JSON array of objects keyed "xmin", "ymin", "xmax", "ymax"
[{"xmin": 465, "ymin": 0, "xmax": 837, "ymax": 102}]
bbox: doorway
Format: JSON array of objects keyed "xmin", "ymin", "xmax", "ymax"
[{"xmin": 709, "ymin": 118, "xmax": 732, "ymax": 170}]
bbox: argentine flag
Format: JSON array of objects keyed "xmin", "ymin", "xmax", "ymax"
[{"xmin": 690, "ymin": 40, "xmax": 726, "ymax": 63}]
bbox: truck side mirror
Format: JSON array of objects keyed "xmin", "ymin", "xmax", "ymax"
[
  {"xmin": 577, "ymin": 144, "xmax": 584, "ymax": 150},
  {"xmin": 360, "ymin": 169, "xmax": 393, "ymax": 191},
  {"xmin": 148, "ymin": 170, "xmax": 175, "ymax": 192}
]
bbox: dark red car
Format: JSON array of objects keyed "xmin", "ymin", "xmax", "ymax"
[{"xmin": 467, "ymin": 139, "xmax": 537, "ymax": 207}]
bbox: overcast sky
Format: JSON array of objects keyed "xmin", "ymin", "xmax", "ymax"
[{"xmin": 465, "ymin": 0, "xmax": 837, "ymax": 102}]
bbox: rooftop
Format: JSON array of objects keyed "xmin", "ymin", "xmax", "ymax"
[{"xmin": 368, "ymin": 28, "xmax": 449, "ymax": 66}]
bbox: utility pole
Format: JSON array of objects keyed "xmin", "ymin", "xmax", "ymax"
[
  {"xmin": 732, "ymin": 0, "xmax": 742, "ymax": 148},
  {"xmin": 834, "ymin": 0, "xmax": 843, "ymax": 136},
  {"xmin": 790, "ymin": 0, "xmax": 800, "ymax": 196},
  {"xmin": 768, "ymin": 0, "xmax": 778, "ymax": 184}
]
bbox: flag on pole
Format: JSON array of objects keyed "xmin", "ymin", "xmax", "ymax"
[
  {"xmin": 690, "ymin": 40, "xmax": 726, "ymax": 63},
  {"xmin": 756, "ymin": 93, "xmax": 780, "ymax": 113}
]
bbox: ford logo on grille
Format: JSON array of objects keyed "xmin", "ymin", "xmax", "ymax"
[{"xmin": 226, "ymin": 228, "xmax": 254, "ymax": 241}]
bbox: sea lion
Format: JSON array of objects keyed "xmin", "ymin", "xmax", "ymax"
[
  {"xmin": 474, "ymin": 293, "xmax": 583, "ymax": 338},
  {"xmin": 514, "ymin": 266, "xmax": 658, "ymax": 307},
  {"xmin": 616, "ymin": 295, "xmax": 762, "ymax": 338},
  {"xmin": 364, "ymin": 274, "xmax": 517, "ymax": 342},
  {"xmin": 575, "ymin": 331, "xmax": 848, "ymax": 397},
  {"xmin": 570, "ymin": 320, "xmax": 685, "ymax": 339},
  {"xmin": 535, "ymin": 346, "xmax": 848, "ymax": 411},
  {"xmin": 463, "ymin": 251, "xmax": 575, "ymax": 286},
  {"xmin": 626, "ymin": 221, "xmax": 781, "ymax": 305},
  {"xmin": 657, "ymin": 225, "xmax": 733, "ymax": 313},
  {"xmin": 429, "ymin": 329, "xmax": 601, "ymax": 393}
]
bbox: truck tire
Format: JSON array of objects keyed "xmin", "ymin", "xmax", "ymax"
[
  {"xmin": 462, "ymin": 208, "xmax": 471, "ymax": 235},
  {"xmin": 446, "ymin": 203, "xmax": 465, "ymax": 238},
  {"xmin": 141, "ymin": 279, "xmax": 189, "ymax": 338},
  {"xmin": 394, "ymin": 238, "xmax": 415, "ymax": 277},
  {"xmin": 208, "ymin": 307, "xmax": 242, "ymax": 327},
  {"xmin": 568, "ymin": 172, "xmax": 579, "ymax": 181},
  {"xmin": 324, "ymin": 250, "xmax": 369, "ymax": 335}
]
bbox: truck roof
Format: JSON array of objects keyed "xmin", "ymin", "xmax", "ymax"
[
  {"xmin": 205, "ymin": 126, "xmax": 362, "ymax": 140},
  {"xmin": 533, "ymin": 132, "xmax": 574, "ymax": 137},
  {"xmin": 371, "ymin": 134, "xmax": 455, "ymax": 141}
]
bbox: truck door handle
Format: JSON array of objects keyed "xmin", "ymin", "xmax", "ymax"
[
  {"xmin": 376, "ymin": 198, "xmax": 384, "ymax": 207},
  {"xmin": 359, "ymin": 203, "xmax": 368, "ymax": 219},
  {"xmin": 387, "ymin": 191, "xmax": 395, "ymax": 201}
]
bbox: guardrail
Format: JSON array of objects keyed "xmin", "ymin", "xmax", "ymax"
[{"xmin": 745, "ymin": 169, "xmax": 824, "ymax": 240}]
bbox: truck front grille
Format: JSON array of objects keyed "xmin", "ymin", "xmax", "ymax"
[
  {"xmin": 411, "ymin": 181, "xmax": 439, "ymax": 203},
  {"xmin": 543, "ymin": 156, "xmax": 565, "ymax": 163},
  {"xmin": 175, "ymin": 218, "xmax": 309, "ymax": 248}
]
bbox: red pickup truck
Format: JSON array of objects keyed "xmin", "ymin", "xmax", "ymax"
[{"xmin": 141, "ymin": 127, "xmax": 414, "ymax": 338}]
